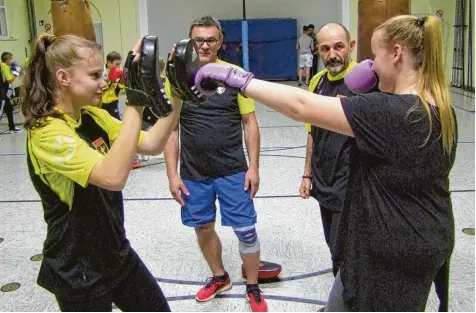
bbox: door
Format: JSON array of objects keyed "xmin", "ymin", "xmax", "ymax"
[{"xmin": 357, "ymin": 0, "xmax": 410, "ymax": 61}]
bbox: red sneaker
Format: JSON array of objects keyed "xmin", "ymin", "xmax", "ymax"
[
  {"xmin": 246, "ymin": 286, "xmax": 268, "ymax": 312},
  {"xmin": 195, "ymin": 273, "xmax": 232, "ymax": 302}
]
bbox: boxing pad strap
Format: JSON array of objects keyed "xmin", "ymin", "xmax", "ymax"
[{"xmin": 124, "ymin": 51, "xmax": 151, "ymax": 105}]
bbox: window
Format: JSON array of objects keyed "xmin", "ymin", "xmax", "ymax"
[{"xmin": 0, "ymin": 0, "xmax": 8, "ymax": 37}]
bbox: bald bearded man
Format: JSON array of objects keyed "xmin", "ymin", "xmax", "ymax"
[{"xmin": 300, "ymin": 22, "xmax": 356, "ymax": 277}]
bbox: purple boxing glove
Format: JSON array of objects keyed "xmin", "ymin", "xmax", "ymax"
[
  {"xmin": 194, "ymin": 63, "xmax": 254, "ymax": 96},
  {"xmin": 344, "ymin": 59, "xmax": 379, "ymax": 94}
]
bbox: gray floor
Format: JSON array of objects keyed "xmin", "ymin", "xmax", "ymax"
[{"xmin": 0, "ymin": 85, "xmax": 474, "ymax": 312}]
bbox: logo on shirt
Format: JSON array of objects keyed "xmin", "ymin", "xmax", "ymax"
[
  {"xmin": 92, "ymin": 137, "xmax": 109, "ymax": 155},
  {"xmin": 217, "ymin": 86, "xmax": 226, "ymax": 94}
]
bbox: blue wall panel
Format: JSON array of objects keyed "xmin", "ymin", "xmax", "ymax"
[{"xmin": 219, "ymin": 18, "xmax": 297, "ymax": 80}]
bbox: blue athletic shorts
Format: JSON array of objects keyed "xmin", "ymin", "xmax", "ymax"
[{"xmin": 181, "ymin": 171, "xmax": 257, "ymax": 228}]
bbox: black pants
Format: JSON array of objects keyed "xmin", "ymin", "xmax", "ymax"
[
  {"xmin": 102, "ymin": 100, "xmax": 121, "ymax": 120},
  {"xmin": 311, "ymin": 53, "xmax": 319, "ymax": 77},
  {"xmin": 55, "ymin": 258, "xmax": 170, "ymax": 312},
  {"xmin": 434, "ymin": 259, "xmax": 450, "ymax": 312},
  {"xmin": 319, "ymin": 204, "xmax": 341, "ymax": 277},
  {"xmin": 0, "ymin": 99, "xmax": 16, "ymax": 130}
]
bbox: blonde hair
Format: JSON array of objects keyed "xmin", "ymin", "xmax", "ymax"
[
  {"xmin": 20, "ymin": 33, "xmax": 102, "ymax": 129},
  {"xmin": 375, "ymin": 15, "xmax": 456, "ymax": 154}
]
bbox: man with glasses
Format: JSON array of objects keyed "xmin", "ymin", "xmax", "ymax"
[{"xmin": 163, "ymin": 15, "xmax": 267, "ymax": 312}]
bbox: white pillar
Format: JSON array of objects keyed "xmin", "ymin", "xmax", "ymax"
[
  {"xmin": 342, "ymin": 0, "xmax": 350, "ymax": 29},
  {"xmin": 138, "ymin": 0, "xmax": 149, "ymax": 37}
]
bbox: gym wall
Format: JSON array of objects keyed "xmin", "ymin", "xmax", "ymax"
[
  {"xmin": 0, "ymin": 0, "xmax": 473, "ymax": 87},
  {"xmin": 349, "ymin": 0, "xmax": 467, "ymax": 82},
  {"xmin": 0, "ymin": 0, "xmax": 30, "ymax": 88},
  {"xmin": 32, "ymin": 0, "xmax": 140, "ymax": 62},
  {"xmin": 145, "ymin": 0, "xmax": 345, "ymax": 59}
]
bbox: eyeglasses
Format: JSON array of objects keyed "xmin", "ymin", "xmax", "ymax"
[{"xmin": 193, "ymin": 38, "xmax": 220, "ymax": 47}]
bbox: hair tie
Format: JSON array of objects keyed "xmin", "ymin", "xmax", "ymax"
[
  {"xmin": 417, "ymin": 15, "xmax": 426, "ymax": 27},
  {"xmin": 44, "ymin": 36, "xmax": 57, "ymax": 50}
]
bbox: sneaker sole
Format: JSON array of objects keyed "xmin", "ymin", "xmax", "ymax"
[{"xmin": 195, "ymin": 283, "xmax": 233, "ymax": 302}]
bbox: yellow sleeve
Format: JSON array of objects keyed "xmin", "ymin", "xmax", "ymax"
[
  {"xmin": 164, "ymin": 77, "xmax": 184, "ymax": 101},
  {"xmin": 305, "ymin": 70, "xmax": 327, "ymax": 133},
  {"xmin": 117, "ymin": 82, "xmax": 125, "ymax": 93},
  {"xmin": 1, "ymin": 63, "xmax": 14, "ymax": 83},
  {"xmin": 29, "ymin": 121, "xmax": 104, "ymax": 188},
  {"xmin": 237, "ymin": 93, "xmax": 255, "ymax": 115},
  {"xmin": 164, "ymin": 77, "xmax": 173, "ymax": 99},
  {"xmin": 305, "ymin": 123, "xmax": 312, "ymax": 133},
  {"xmin": 84, "ymin": 106, "xmax": 146, "ymax": 146}
]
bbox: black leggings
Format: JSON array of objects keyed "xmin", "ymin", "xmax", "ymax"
[
  {"xmin": 55, "ymin": 258, "xmax": 170, "ymax": 312},
  {"xmin": 0, "ymin": 99, "xmax": 15, "ymax": 130}
]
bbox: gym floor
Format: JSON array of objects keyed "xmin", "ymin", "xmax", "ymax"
[{"xmin": 0, "ymin": 84, "xmax": 474, "ymax": 312}]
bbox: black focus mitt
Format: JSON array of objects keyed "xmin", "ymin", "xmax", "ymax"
[
  {"xmin": 123, "ymin": 35, "xmax": 173, "ymax": 118},
  {"xmin": 166, "ymin": 38, "xmax": 208, "ymax": 104}
]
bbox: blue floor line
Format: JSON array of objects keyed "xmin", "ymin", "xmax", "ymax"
[
  {"xmin": 453, "ymin": 104, "xmax": 475, "ymax": 113},
  {"xmin": 1, "ymin": 191, "xmax": 473, "ymax": 204},
  {"xmin": 4, "ymin": 141, "xmax": 475, "ymax": 157}
]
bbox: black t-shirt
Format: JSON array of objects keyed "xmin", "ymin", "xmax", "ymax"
[
  {"xmin": 310, "ymin": 74, "xmax": 355, "ymax": 211},
  {"xmin": 335, "ymin": 92, "xmax": 457, "ymax": 311},
  {"xmin": 27, "ymin": 109, "xmax": 138, "ymax": 301},
  {"xmin": 179, "ymin": 87, "xmax": 248, "ymax": 180}
]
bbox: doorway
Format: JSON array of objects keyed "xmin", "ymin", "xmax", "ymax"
[{"xmin": 357, "ymin": 0, "xmax": 410, "ymax": 61}]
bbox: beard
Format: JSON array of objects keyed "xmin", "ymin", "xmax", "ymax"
[{"xmin": 325, "ymin": 57, "xmax": 348, "ymax": 74}]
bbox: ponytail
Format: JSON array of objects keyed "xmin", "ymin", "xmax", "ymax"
[
  {"xmin": 375, "ymin": 15, "xmax": 456, "ymax": 155},
  {"xmin": 417, "ymin": 15, "xmax": 456, "ymax": 155},
  {"xmin": 20, "ymin": 33, "xmax": 102, "ymax": 130},
  {"xmin": 20, "ymin": 33, "xmax": 60, "ymax": 130}
]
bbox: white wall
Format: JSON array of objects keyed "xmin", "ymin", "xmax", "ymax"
[{"xmin": 145, "ymin": 0, "xmax": 345, "ymax": 58}]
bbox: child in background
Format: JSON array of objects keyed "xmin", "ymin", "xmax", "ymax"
[
  {"xmin": 101, "ymin": 51, "xmax": 124, "ymax": 119},
  {"xmin": 1, "ymin": 52, "xmax": 23, "ymax": 133},
  {"xmin": 101, "ymin": 51, "xmax": 144, "ymax": 168}
]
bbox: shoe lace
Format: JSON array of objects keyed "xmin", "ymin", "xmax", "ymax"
[
  {"xmin": 204, "ymin": 276, "xmax": 220, "ymax": 289},
  {"xmin": 248, "ymin": 287, "xmax": 262, "ymax": 304}
]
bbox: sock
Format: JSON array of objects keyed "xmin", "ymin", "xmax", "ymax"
[
  {"xmin": 246, "ymin": 283, "xmax": 259, "ymax": 292},
  {"xmin": 214, "ymin": 271, "xmax": 228, "ymax": 280}
]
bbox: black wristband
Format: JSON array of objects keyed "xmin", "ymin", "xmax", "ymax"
[{"xmin": 302, "ymin": 175, "xmax": 312, "ymax": 180}]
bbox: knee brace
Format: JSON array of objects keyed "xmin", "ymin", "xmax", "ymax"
[{"xmin": 233, "ymin": 225, "xmax": 260, "ymax": 254}]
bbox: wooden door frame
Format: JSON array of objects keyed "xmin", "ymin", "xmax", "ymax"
[{"xmin": 357, "ymin": 0, "xmax": 410, "ymax": 61}]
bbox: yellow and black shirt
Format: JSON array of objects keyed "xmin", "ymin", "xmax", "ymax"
[
  {"xmin": 27, "ymin": 106, "xmax": 145, "ymax": 300},
  {"xmin": 101, "ymin": 67, "xmax": 125, "ymax": 105},
  {"xmin": 1, "ymin": 62, "xmax": 14, "ymax": 99},
  {"xmin": 305, "ymin": 61, "xmax": 357, "ymax": 212},
  {"xmin": 165, "ymin": 59, "xmax": 255, "ymax": 180}
]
